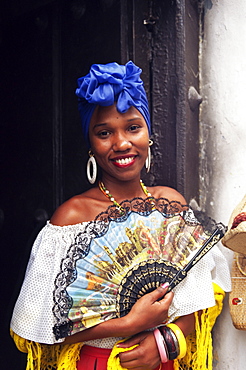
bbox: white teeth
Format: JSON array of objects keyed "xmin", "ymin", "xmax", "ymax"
[{"xmin": 115, "ymin": 157, "xmax": 134, "ymax": 165}]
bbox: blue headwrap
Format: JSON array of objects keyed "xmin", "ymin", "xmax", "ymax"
[{"xmin": 75, "ymin": 61, "xmax": 151, "ymax": 146}]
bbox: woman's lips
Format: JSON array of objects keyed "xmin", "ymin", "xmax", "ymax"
[{"xmin": 111, "ymin": 156, "xmax": 136, "ymax": 168}]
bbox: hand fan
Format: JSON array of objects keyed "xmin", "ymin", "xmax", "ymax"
[{"xmin": 52, "ymin": 197, "xmax": 226, "ymax": 340}]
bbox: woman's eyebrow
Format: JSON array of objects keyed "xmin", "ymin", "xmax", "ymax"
[
  {"xmin": 92, "ymin": 122, "xmax": 107, "ymax": 129},
  {"xmin": 127, "ymin": 118, "xmax": 142, "ymax": 122}
]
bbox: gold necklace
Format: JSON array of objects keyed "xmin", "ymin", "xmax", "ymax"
[{"xmin": 99, "ymin": 179, "xmax": 153, "ymax": 212}]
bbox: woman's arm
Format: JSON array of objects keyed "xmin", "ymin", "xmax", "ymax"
[
  {"xmin": 63, "ymin": 284, "xmax": 173, "ymax": 344},
  {"xmin": 173, "ymin": 312, "xmax": 198, "ymax": 336}
]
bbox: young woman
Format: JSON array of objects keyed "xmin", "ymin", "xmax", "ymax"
[{"xmin": 10, "ymin": 61, "xmax": 231, "ymax": 370}]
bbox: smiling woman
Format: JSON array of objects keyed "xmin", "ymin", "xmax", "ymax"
[{"xmin": 10, "ymin": 61, "xmax": 231, "ymax": 370}]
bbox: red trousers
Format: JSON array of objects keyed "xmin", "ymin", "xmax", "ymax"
[{"xmin": 77, "ymin": 345, "xmax": 174, "ymax": 370}]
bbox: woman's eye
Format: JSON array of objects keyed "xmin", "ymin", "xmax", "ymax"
[
  {"xmin": 98, "ymin": 130, "xmax": 110, "ymax": 137},
  {"xmin": 128, "ymin": 125, "xmax": 140, "ymax": 132}
]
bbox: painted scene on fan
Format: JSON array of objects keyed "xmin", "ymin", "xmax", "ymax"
[{"xmin": 55, "ymin": 208, "xmax": 207, "ymax": 337}]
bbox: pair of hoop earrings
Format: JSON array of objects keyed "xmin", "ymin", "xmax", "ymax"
[{"xmin": 86, "ymin": 140, "xmax": 153, "ymax": 184}]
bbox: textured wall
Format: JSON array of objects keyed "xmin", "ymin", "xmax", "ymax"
[{"xmin": 200, "ymin": 0, "xmax": 246, "ymax": 368}]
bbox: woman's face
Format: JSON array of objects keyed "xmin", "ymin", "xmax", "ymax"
[{"xmin": 89, "ymin": 104, "xmax": 149, "ymax": 183}]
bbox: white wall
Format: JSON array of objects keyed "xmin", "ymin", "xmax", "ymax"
[{"xmin": 200, "ymin": 0, "xmax": 246, "ymax": 368}]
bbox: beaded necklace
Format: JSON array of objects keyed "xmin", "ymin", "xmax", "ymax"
[{"xmin": 99, "ymin": 179, "xmax": 154, "ymax": 213}]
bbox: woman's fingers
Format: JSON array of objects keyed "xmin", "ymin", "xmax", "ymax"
[
  {"xmin": 126, "ymin": 284, "xmax": 174, "ymax": 332},
  {"xmin": 119, "ymin": 331, "xmax": 161, "ymax": 370},
  {"xmin": 147, "ymin": 283, "xmax": 173, "ymax": 303}
]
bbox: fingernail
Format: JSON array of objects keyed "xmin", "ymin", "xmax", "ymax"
[{"xmin": 160, "ymin": 282, "xmax": 169, "ymax": 289}]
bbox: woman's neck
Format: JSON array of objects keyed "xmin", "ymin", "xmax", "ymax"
[{"xmin": 100, "ymin": 176, "xmax": 147, "ymax": 203}]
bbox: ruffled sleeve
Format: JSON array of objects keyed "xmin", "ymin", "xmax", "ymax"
[{"xmin": 10, "ymin": 222, "xmax": 88, "ymax": 344}]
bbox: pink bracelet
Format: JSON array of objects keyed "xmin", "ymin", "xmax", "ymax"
[{"xmin": 153, "ymin": 328, "xmax": 168, "ymax": 363}]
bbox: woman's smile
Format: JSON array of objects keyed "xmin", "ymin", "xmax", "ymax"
[{"xmin": 111, "ymin": 155, "xmax": 136, "ymax": 168}]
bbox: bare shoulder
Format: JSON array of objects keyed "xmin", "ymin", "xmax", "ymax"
[
  {"xmin": 50, "ymin": 188, "xmax": 107, "ymax": 226},
  {"xmin": 149, "ymin": 185, "xmax": 187, "ymax": 205}
]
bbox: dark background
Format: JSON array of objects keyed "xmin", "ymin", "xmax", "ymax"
[{"xmin": 0, "ymin": 0, "xmax": 201, "ymax": 368}]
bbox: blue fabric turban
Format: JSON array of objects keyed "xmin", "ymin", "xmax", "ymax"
[{"xmin": 75, "ymin": 61, "xmax": 151, "ymax": 146}]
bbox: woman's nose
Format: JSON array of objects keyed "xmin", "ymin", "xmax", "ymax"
[{"xmin": 112, "ymin": 134, "xmax": 132, "ymax": 151}]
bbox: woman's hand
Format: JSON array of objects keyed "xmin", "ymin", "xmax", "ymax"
[
  {"xmin": 124, "ymin": 284, "xmax": 174, "ymax": 334},
  {"xmin": 118, "ymin": 331, "xmax": 161, "ymax": 370},
  {"xmin": 63, "ymin": 284, "xmax": 173, "ymax": 344}
]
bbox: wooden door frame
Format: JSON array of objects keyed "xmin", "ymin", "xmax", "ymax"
[{"xmin": 120, "ymin": 0, "xmax": 201, "ymax": 203}]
